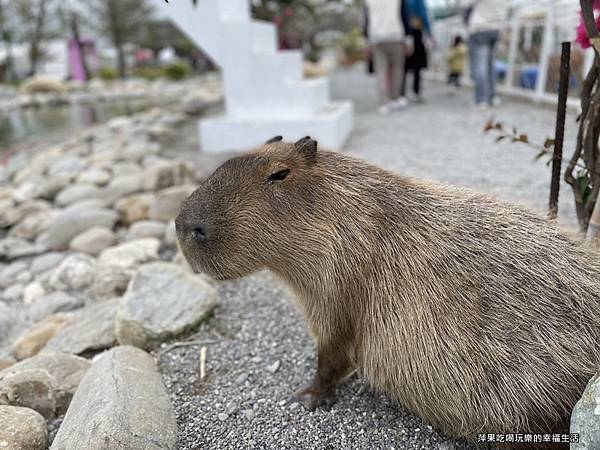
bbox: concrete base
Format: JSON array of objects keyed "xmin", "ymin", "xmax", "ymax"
[{"xmin": 198, "ymin": 101, "xmax": 354, "ymax": 153}]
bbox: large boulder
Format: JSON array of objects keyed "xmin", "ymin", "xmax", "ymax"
[
  {"xmin": 116, "ymin": 262, "xmax": 218, "ymax": 349},
  {"xmin": 50, "ymin": 346, "xmax": 177, "ymax": 450},
  {"xmin": 0, "ymin": 405, "xmax": 48, "ymax": 450},
  {"xmin": 572, "ymin": 370, "xmax": 600, "ymax": 449},
  {"xmin": 43, "ymin": 299, "xmax": 118, "ymax": 356},
  {"xmin": 43, "ymin": 205, "xmax": 118, "ymax": 250},
  {"xmin": 0, "ymin": 352, "xmax": 90, "ymax": 419}
]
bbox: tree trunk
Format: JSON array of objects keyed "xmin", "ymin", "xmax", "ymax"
[{"xmin": 116, "ymin": 44, "xmax": 126, "ymax": 78}]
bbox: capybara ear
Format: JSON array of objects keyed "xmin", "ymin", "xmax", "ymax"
[
  {"xmin": 265, "ymin": 135, "xmax": 283, "ymax": 144},
  {"xmin": 294, "ymin": 136, "xmax": 317, "ymax": 162}
]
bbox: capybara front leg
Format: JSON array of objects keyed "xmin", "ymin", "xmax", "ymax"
[{"xmin": 293, "ymin": 341, "xmax": 352, "ymax": 411}]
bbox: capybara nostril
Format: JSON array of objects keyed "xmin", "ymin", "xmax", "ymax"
[{"xmin": 193, "ymin": 226, "xmax": 207, "ymax": 242}]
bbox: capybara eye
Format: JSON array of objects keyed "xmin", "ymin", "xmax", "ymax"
[{"xmin": 267, "ymin": 169, "xmax": 290, "ymax": 184}]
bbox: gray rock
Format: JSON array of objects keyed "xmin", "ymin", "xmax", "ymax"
[
  {"xmin": 99, "ymin": 174, "xmax": 144, "ymax": 206},
  {"xmin": 68, "ymin": 226, "xmax": 116, "ymax": 256},
  {"xmin": 76, "ymin": 168, "xmax": 110, "ymax": 186},
  {"xmin": 0, "ymin": 261, "xmax": 28, "ymax": 289},
  {"xmin": 15, "ymin": 270, "xmax": 32, "ymax": 284},
  {"xmin": 30, "ymin": 252, "xmax": 65, "ymax": 275},
  {"xmin": 126, "ymin": 220, "xmax": 166, "ymax": 240},
  {"xmin": 0, "ymin": 405, "xmax": 48, "ymax": 450},
  {"xmin": 13, "ymin": 313, "xmax": 73, "ymax": 360},
  {"xmin": 112, "ymin": 161, "xmax": 141, "ymax": 177},
  {"xmin": 50, "ymin": 346, "xmax": 177, "ymax": 450},
  {"xmin": 0, "ymin": 352, "xmax": 90, "ymax": 419},
  {"xmin": 54, "ymin": 184, "xmax": 101, "ymax": 207},
  {"xmin": 0, "ymin": 238, "xmax": 47, "ymax": 260},
  {"xmin": 114, "ymin": 193, "xmax": 153, "ymax": 225},
  {"xmin": 0, "ymin": 203, "xmax": 23, "ymax": 228},
  {"xmin": 98, "ymin": 238, "xmax": 160, "ymax": 270},
  {"xmin": 47, "ymin": 156, "xmax": 85, "ymax": 179},
  {"xmin": 164, "ymin": 220, "xmax": 177, "ymax": 246},
  {"xmin": 3, "ymin": 284, "xmax": 23, "ymax": 303},
  {"xmin": 572, "ymin": 370, "xmax": 600, "ymax": 449},
  {"xmin": 0, "ymin": 302, "xmax": 21, "ymax": 349},
  {"xmin": 142, "ymin": 161, "xmax": 189, "ymax": 191},
  {"xmin": 48, "ymin": 254, "xmax": 96, "ymax": 291},
  {"xmin": 12, "ymin": 182, "xmax": 41, "ymax": 203},
  {"xmin": 89, "ymin": 265, "xmax": 133, "ymax": 301},
  {"xmin": 22, "ymin": 281, "xmax": 46, "ymax": 305},
  {"xmin": 115, "ymin": 262, "xmax": 218, "ymax": 349},
  {"xmin": 38, "ymin": 175, "xmax": 71, "ymax": 201},
  {"xmin": 43, "ymin": 299, "xmax": 118, "ymax": 355},
  {"xmin": 149, "ymin": 185, "xmax": 196, "ymax": 221},
  {"xmin": 27, "ymin": 292, "xmax": 83, "ymax": 323},
  {"xmin": 44, "ymin": 206, "xmax": 118, "ymax": 250},
  {"xmin": 7, "ymin": 210, "xmax": 50, "ymax": 240}
]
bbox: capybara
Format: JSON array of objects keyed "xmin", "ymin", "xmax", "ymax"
[{"xmin": 175, "ymin": 136, "xmax": 600, "ymax": 449}]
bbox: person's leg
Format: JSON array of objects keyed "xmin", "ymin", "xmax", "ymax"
[
  {"xmin": 413, "ymin": 68, "xmax": 421, "ymax": 96},
  {"xmin": 487, "ymin": 31, "xmax": 500, "ymax": 104},
  {"xmin": 388, "ymin": 41, "xmax": 404, "ymax": 100},
  {"xmin": 372, "ymin": 44, "xmax": 390, "ymax": 104},
  {"xmin": 469, "ymin": 33, "xmax": 489, "ymax": 105},
  {"xmin": 400, "ymin": 64, "xmax": 409, "ymax": 97}
]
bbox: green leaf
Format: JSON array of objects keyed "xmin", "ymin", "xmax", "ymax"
[
  {"xmin": 518, "ymin": 134, "xmax": 529, "ymax": 143},
  {"xmin": 543, "ymin": 138, "xmax": 555, "ymax": 148}
]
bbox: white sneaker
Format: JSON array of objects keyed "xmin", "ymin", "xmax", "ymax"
[
  {"xmin": 475, "ymin": 102, "xmax": 489, "ymax": 111},
  {"xmin": 378, "ymin": 102, "xmax": 393, "ymax": 114},
  {"xmin": 392, "ymin": 97, "xmax": 409, "ymax": 109},
  {"xmin": 491, "ymin": 96, "xmax": 502, "ymax": 107}
]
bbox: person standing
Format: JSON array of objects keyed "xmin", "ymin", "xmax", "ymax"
[
  {"xmin": 365, "ymin": 0, "xmax": 407, "ymax": 114},
  {"xmin": 401, "ymin": 16, "xmax": 428, "ymax": 102},
  {"xmin": 465, "ymin": 0, "xmax": 508, "ymax": 109},
  {"xmin": 447, "ymin": 35, "xmax": 468, "ymax": 93}
]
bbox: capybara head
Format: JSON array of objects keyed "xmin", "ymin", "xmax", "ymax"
[{"xmin": 175, "ymin": 136, "xmax": 319, "ymax": 280}]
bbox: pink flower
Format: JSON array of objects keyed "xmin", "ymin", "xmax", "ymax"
[{"xmin": 576, "ymin": 0, "xmax": 600, "ymax": 48}]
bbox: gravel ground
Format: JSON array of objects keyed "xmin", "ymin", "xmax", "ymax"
[
  {"xmin": 157, "ymin": 272, "xmax": 476, "ymax": 450},
  {"xmin": 159, "ymin": 66, "xmax": 578, "ymax": 449}
]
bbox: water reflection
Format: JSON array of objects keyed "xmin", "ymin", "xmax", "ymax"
[{"xmin": 0, "ymin": 99, "xmax": 149, "ymax": 150}]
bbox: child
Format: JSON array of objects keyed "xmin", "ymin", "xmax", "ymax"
[{"xmin": 447, "ymin": 35, "xmax": 467, "ymax": 93}]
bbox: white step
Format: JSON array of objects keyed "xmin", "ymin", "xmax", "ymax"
[
  {"xmin": 217, "ymin": 0, "xmax": 249, "ymax": 20},
  {"xmin": 253, "ymin": 50, "xmax": 304, "ymax": 83},
  {"xmin": 199, "ymin": 101, "xmax": 354, "ymax": 152}
]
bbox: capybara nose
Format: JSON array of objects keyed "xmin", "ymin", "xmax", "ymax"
[{"xmin": 175, "ymin": 214, "xmax": 210, "ymax": 243}]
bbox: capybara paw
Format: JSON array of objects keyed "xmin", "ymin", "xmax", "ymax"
[{"xmin": 292, "ymin": 385, "xmax": 336, "ymax": 411}]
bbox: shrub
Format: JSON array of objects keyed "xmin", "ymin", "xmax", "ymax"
[
  {"xmin": 98, "ymin": 67, "xmax": 118, "ymax": 81},
  {"xmin": 162, "ymin": 62, "xmax": 189, "ymax": 80},
  {"xmin": 131, "ymin": 66, "xmax": 162, "ymax": 80}
]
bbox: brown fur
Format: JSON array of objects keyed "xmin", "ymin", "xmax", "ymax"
[{"xmin": 176, "ymin": 138, "xmax": 600, "ymax": 449}]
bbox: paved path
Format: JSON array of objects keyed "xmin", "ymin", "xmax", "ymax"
[{"xmin": 159, "ymin": 67, "xmax": 578, "ymax": 449}]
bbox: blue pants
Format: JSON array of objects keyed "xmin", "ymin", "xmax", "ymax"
[{"xmin": 468, "ymin": 30, "xmax": 500, "ymax": 105}]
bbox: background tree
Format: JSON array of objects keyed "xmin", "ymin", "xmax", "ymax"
[
  {"xmin": 0, "ymin": 0, "xmax": 16, "ymax": 82},
  {"xmin": 14, "ymin": 0, "xmax": 59, "ymax": 76},
  {"xmin": 88, "ymin": 0, "xmax": 154, "ymax": 79}
]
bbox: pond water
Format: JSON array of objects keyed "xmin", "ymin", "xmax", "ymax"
[{"xmin": 0, "ymin": 99, "xmax": 151, "ymax": 151}]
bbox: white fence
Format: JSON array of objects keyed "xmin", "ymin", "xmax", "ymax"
[{"xmin": 430, "ymin": 0, "xmax": 594, "ymax": 106}]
